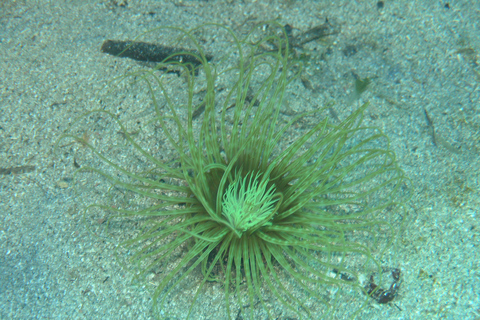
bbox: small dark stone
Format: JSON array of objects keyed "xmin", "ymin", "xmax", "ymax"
[
  {"xmin": 377, "ymin": 1, "xmax": 384, "ymax": 9},
  {"xmin": 284, "ymin": 24, "xmax": 293, "ymax": 36},
  {"xmin": 343, "ymin": 44, "xmax": 358, "ymax": 57}
]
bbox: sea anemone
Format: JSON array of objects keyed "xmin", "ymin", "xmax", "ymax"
[{"xmin": 59, "ymin": 23, "xmax": 409, "ymax": 319}]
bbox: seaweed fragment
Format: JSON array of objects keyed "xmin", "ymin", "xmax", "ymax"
[
  {"xmin": 0, "ymin": 165, "xmax": 36, "ymax": 175},
  {"xmin": 424, "ymin": 109, "xmax": 461, "ymax": 154},
  {"xmin": 289, "ymin": 20, "xmax": 339, "ymax": 47},
  {"xmin": 101, "ymin": 40, "xmax": 213, "ymax": 66},
  {"xmin": 355, "ymin": 76, "xmax": 371, "ymax": 95},
  {"xmin": 347, "ymin": 74, "xmax": 373, "ymax": 105},
  {"xmin": 300, "ymin": 75, "xmax": 314, "ymax": 90}
]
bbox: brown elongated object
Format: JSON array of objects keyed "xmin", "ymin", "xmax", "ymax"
[{"xmin": 101, "ymin": 40, "xmax": 212, "ymax": 65}]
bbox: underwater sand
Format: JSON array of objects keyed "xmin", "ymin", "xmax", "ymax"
[{"xmin": 1, "ymin": 0, "xmax": 479, "ymax": 319}]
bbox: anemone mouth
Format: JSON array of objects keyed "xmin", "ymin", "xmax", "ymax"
[{"xmin": 221, "ymin": 171, "xmax": 280, "ymax": 237}]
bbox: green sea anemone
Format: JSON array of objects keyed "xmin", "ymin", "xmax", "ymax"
[{"xmin": 60, "ymin": 23, "xmax": 409, "ymax": 319}]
